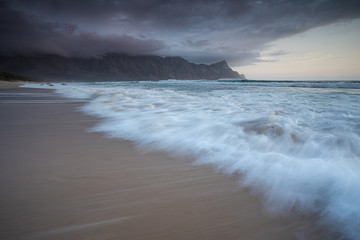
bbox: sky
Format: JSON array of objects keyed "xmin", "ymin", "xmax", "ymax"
[{"xmin": 1, "ymin": 0, "xmax": 360, "ymax": 80}]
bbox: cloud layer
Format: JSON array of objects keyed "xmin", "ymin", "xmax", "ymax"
[{"xmin": 1, "ymin": 0, "xmax": 360, "ymax": 65}]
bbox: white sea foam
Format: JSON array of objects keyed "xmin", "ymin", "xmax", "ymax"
[{"xmin": 24, "ymin": 80, "xmax": 360, "ymax": 239}]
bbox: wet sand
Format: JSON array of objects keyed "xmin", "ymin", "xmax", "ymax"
[{"xmin": 0, "ymin": 87, "xmax": 320, "ymax": 240}]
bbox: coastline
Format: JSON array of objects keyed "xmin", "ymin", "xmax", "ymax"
[
  {"xmin": 0, "ymin": 80, "xmax": 34, "ymax": 88},
  {"xmin": 0, "ymin": 86, "xmax": 320, "ymax": 240}
]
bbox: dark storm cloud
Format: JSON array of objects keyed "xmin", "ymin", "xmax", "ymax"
[
  {"xmin": 186, "ymin": 40, "xmax": 211, "ymax": 48},
  {"xmin": 0, "ymin": 0, "xmax": 165, "ymax": 57},
  {"xmin": 2, "ymin": 0, "xmax": 360, "ymax": 65}
]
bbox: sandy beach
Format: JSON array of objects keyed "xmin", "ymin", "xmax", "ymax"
[
  {"xmin": 0, "ymin": 86, "xmax": 320, "ymax": 240},
  {"xmin": 0, "ymin": 80, "xmax": 33, "ymax": 89}
]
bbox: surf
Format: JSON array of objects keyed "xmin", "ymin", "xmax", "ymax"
[{"xmin": 24, "ymin": 80, "xmax": 360, "ymax": 239}]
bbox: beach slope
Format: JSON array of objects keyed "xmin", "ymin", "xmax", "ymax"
[{"xmin": 0, "ymin": 87, "xmax": 316, "ymax": 240}]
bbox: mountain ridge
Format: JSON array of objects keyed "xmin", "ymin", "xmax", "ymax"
[{"xmin": 0, "ymin": 53, "xmax": 245, "ymax": 81}]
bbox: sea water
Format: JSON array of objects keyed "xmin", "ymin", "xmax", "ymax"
[{"xmin": 25, "ymin": 80, "xmax": 360, "ymax": 239}]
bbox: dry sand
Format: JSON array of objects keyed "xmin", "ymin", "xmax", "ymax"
[
  {"xmin": 0, "ymin": 80, "xmax": 35, "ymax": 88},
  {"xmin": 0, "ymin": 87, "xmax": 321, "ymax": 240}
]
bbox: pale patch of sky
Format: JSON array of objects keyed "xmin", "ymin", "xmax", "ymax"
[{"xmin": 237, "ymin": 19, "xmax": 360, "ymax": 80}]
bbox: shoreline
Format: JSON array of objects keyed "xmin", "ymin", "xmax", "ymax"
[
  {"xmin": 0, "ymin": 80, "xmax": 42, "ymax": 89},
  {"xmin": 0, "ymin": 80, "xmax": 29, "ymax": 88},
  {"xmin": 0, "ymin": 86, "xmax": 321, "ymax": 239}
]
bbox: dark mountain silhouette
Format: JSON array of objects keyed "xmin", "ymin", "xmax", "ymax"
[{"xmin": 0, "ymin": 53, "xmax": 245, "ymax": 81}]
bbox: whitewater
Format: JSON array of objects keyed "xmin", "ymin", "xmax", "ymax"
[{"xmin": 25, "ymin": 80, "xmax": 360, "ymax": 239}]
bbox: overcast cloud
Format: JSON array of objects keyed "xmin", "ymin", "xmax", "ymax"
[{"xmin": 1, "ymin": 0, "xmax": 360, "ymax": 66}]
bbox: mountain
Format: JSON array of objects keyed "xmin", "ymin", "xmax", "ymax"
[
  {"xmin": 0, "ymin": 72, "xmax": 30, "ymax": 81},
  {"xmin": 0, "ymin": 53, "xmax": 245, "ymax": 81}
]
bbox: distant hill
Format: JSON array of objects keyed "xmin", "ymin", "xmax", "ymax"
[
  {"xmin": 0, "ymin": 71, "xmax": 30, "ymax": 81},
  {"xmin": 0, "ymin": 53, "xmax": 245, "ymax": 82}
]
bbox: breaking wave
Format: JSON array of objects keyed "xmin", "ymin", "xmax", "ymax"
[{"xmin": 24, "ymin": 80, "xmax": 360, "ymax": 239}]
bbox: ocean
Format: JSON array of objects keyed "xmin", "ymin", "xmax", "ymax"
[{"xmin": 25, "ymin": 80, "xmax": 360, "ymax": 239}]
